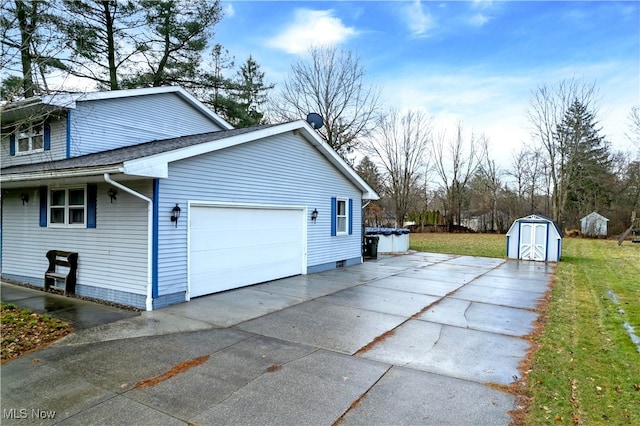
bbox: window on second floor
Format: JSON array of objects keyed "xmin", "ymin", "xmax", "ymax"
[
  {"xmin": 16, "ymin": 124, "xmax": 44, "ymax": 154},
  {"xmin": 9, "ymin": 120, "xmax": 51, "ymax": 156}
]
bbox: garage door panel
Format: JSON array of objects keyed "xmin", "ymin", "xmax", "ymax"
[
  {"xmin": 192, "ymin": 244, "xmax": 302, "ymax": 267},
  {"xmin": 191, "ymin": 235, "xmax": 303, "ymax": 256},
  {"xmin": 189, "ymin": 205, "xmax": 304, "ymax": 298}
]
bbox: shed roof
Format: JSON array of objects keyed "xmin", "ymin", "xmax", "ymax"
[
  {"xmin": 580, "ymin": 211, "xmax": 609, "ymax": 222},
  {"xmin": 506, "ymin": 214, "xmax": 564, "ymax": 238}
]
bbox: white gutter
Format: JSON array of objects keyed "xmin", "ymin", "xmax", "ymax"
[
  {"xmin": 104, "ymin": 173, "xmax": 154, "ymax": 311},
  {"xmin": 0, "ymin": 165, "xmax": 124, "ymax": 184}
]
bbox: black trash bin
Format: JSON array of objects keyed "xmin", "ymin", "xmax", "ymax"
[{"xmin": 364, "ymin": 236, "xmax": 379, "ymax": 259}]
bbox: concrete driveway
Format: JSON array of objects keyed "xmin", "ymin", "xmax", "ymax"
[{"xmin": 1, "ymin": 252, "xmax": 554, "ymax": 425}]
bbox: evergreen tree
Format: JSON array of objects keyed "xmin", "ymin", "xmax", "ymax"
[
  {"xmin": 124, "ymin": 0, "xmax": 222, "ymax": 88},
  {"xmin": 198, "ymin": 43, "xmax": 235, "ymax": 117},
  {"xmin": 1, "ymin": 0, "xmax": 66, "ymax": 97},
  {"xmin": 60, "ymin": 0, "xmax": 142, "ymax": 90},
  {"xmin": 555, "ymin": 99, "xmax": 613, "ymax": 225},
  {"xmin": 228, "ymin": 55, "xmax": 274, "ymax": 127}
]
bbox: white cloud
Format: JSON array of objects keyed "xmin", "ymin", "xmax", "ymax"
[
  {"xmin": 470, "ymin": 13, "xmax": 490, "ymax": 27},
  {"xmin": 375, "ymin": 56, "xmax": 638, "ymax": 170},
  {"xmin": 472, "ymin": 0, "xmax": 494, "ymax": 10},
  {"xmin": 403, "ymin": 0, "xmax": 434, "ymax": 37},
  {"xmin": 266, "ymin": 9, "xmax": 357, "ymax": 55},
  {"xmin": 223, "ymin": 3, "xmax": 235, "ymax": 18}
]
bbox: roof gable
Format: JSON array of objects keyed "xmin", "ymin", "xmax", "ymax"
[
  {"xmin": 581, "ymin": 211, "xmax": 609, "ymax": 222},
  {"xmin": 1, "ymin": 86, "xmax": 232, "ymax": 131},
  {"xmin": 1, "ymin": 121, "xmax": 379, "ymax": 200},
  {"xmin": 506, "ymin": 214, "xmax": 563, "ymax": 238}
]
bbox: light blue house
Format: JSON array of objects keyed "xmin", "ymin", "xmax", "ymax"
[{"xmin": 1, "ymin": 86, "xmax": 377, "ymax": 310}]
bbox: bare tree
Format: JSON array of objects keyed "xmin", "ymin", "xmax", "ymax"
[
  {"xmin": 366, "ymin": 109, "xmax": 431, "ymax": 227},
  {"xmin": 475, "ymin": 136, "xmax": 504, "ymax": 231},
  {"xmin": 432, "ymin": 122, "xmax": 480, "ymax": 231},
  {"xmin": 508, "ymin": 145, "xmax": 547, "ymax": 216},
  {"xmin": 508, "ymin": 148, "xmax": 528, "ymax": 210},
  {"xmin": 626, "ymin": 106, "xmax": 640, "ymax": 152},
  {"xmin": 526, "ymin": 79, "xmax": 597, "ymax": 225},
  {"xmin": 271, "ymin": 46, "xmax": 381, "ymax": 158}
]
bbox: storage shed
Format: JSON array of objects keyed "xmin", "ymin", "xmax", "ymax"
[
  {"xmin": 506, "ymin": 214, "xmax": 563, "ymax": 262},
  {"xmin": 580, "ymin": 211, "xmax": 609, "ymax": 237}
]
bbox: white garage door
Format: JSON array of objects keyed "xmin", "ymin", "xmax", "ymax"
[{"xmin": 189, "ymin": 205, "xmax": 305, "ymax": 298}]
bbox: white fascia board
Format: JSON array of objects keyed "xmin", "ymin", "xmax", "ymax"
[{"xmin": 122, "ymin": 160, "xmax": 169, "ymax": 178}]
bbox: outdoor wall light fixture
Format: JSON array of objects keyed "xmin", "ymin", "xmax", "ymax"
[
  {"xmin": 311, "ymin": 208, "xmax": 318, "ymax": 223},
  {"xmin": 171, "ymin": 203, "xmax": 181, "ymax": 227},
  {"xmin": 20, "ymin": 192, "xmax": 29, "ymax": 205},
  {"xmin": 107, "ymin": 188, "xmax": 118, "ymax": 203}
]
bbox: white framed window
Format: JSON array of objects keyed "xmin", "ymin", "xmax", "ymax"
[
  {"xmin": 336, "ymin": 198, "xmax": 348, "ymax": 235},
  {"xmin": 15, "ymin": 123, "xmax": 44, "ymax": 155},
  {"xmin": 49, "ymin": 186, "xmax": 86, "ymax": 227}
]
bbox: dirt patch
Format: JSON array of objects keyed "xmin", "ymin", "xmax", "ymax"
[
  {"xmin": 354, "ymin": 330, "xmax": 397, "ymax": 356},
  {"xmin": 265, "ymin": 364, "xmax": 282, "ymax": 373},
  {"xmin": 133, "ymin": 355, "xmax": 210, "ymax": 389}
]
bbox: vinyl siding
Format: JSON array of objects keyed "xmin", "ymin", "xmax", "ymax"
[
  {"xmin": 155, "ymin": 131, "xmax": 362, "ymax": 297},
  {"xmin": 69, "ymin": 93, "xmax": 223, "ymax": 157},
  {"xmin": 1, "ymin": 182, "xmax": 150, "ymax": 302},
  {"xmin": 0, "ymin": 115, "xmax": 67, "ymax": 168}
]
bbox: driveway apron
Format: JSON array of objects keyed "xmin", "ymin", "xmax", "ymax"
[{"xmin": 1, "ymin": 252, "xmax": 554, "ymax": 425}]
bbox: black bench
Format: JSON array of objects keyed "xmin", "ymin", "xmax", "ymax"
[{"xmin": 44, "ymin": 250, "xmax": 78, "ymax": 295}]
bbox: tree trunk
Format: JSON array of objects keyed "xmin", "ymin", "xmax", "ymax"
[
  {"xmin": 101, "ymin": 1, "xmax": 118, "ymax": 90},
  {"xmin": 15, "ymin": 0, "xmax": 34, "ymax": 97}
]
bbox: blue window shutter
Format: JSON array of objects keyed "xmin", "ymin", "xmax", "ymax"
[
  {"xmin": 9, "ymin": 134, "xmax": 16, "ymax": 156},
  {"xmin": 330, "ymin": 197, "xmax": 337, "ymax": 236},
  {"xmin": 39, "ymin": 186, "xmax": 47, "ymax": 227},
  {"xmin": 348, "ymin": 198, "xmax": 353, "ymax": 235},
  {"xmin": 87, "ymin": 184, "xmax": 97, "ymax": 228},
  {"xmin": 44, "ymin": 120, "xmax": 51, "ymax": 151}
]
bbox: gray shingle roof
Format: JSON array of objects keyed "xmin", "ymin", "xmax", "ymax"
[{"xmin": 1, "ymin": 124, "xmax": 277, "ymax": 175}]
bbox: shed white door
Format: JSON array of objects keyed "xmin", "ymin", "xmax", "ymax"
[
  {"xmin": 519, "ymin": 222, "xmax": 547, "ymax": 261},
  {"xmin": 189, "ymin": 205, "xmax": 305, "ymax": 298}
]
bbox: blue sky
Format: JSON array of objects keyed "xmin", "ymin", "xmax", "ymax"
[{"xmin": 214, "ymin": 0, "xmax": 639, "ymax": 166}]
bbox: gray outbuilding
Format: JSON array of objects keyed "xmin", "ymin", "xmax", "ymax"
[
  {"xmin": 580, "ymin": 211, "xmax": 609, "ymax": 237},
  {"xmin": 506, "ymin": 214, "xmax": 563, "ymax": 262}
]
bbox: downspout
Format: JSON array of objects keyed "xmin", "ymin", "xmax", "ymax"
[
  {"xmin": 104, "ymin": 173, "xmax": 154, "ymax": 311},
  {"xmin": 361, "ymin": 200, "xmax": 371, "ymax": 261}
]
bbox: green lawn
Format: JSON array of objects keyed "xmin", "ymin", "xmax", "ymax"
[
  {"xmin": 410, "ymin": 233, "xmax": 640, "ymax": 425},
  {"xmin": 410, "ymin": 232, "xmax": 506, "ymax": 258}
]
